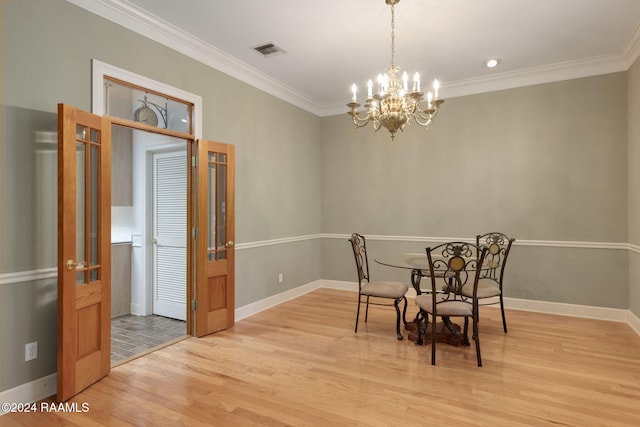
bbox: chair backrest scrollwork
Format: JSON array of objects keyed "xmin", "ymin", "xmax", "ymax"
[
  {"xmin": 426, "ymin": 242, "xmax": 486, "ymax": 301},
  {"xmin": 476, "ymin": 232, "xmax": 515, "ymax": 285},
  {"xmin": 349, "ymin": 233, "xmax": 370, "ymax": 287}
]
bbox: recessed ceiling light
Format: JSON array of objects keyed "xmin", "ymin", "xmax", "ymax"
[{"xmin": 486, "ymin": 59, "xmax": 500, "ymax": 68}]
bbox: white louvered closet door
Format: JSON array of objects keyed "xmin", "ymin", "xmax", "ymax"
[{"xmin": 152, "ymin": 151, "xmax": 187, "ymax": 321}]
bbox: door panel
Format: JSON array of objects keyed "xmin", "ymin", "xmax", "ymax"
[
  {"xmin": 196, "ymin": 140, "xmax": 235, "ymax": 337},
  {"xmin": 152, "ymin": 151, "xmax": 187, "ymax": 320},
  {"xmin": 57, "ymin": 104, "xmax": 111, "ymax": 401}
]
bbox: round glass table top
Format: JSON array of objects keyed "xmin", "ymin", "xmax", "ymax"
[
  {"xmin": 375, "ymin": 252, "xmax": 490, "ymax": 272},
  {"xmin": 374, "ymin": 253, "xmax": 430, "ymax": 271}
]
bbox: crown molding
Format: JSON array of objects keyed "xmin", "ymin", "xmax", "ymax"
[
  {"xmin": 319, "ymin": 23, "xmax": 640, "ymax": 116},
  {"xmin": 65, "ymin": 0, "xmax": 320, "ymax": 114},
  {"xmin": 318, "ymin": 53, "xmax": 632, "ymax": 116},
  {"xmin": 622, "ymin": 22, "xmax": 640, "ymax": 69},
  {"xmin": 66, "ymin": 0, "xmax": 640, "ymax": 118}
]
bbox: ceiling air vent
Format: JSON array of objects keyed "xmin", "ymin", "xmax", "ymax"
[{"xmin": 254, "ymin": 43, "xmax": 286, "ymax": 57}]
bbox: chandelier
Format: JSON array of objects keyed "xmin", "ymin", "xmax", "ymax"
[{"xmin": 347, "ymin": 0, "xmax": 444, "ymax": 140}]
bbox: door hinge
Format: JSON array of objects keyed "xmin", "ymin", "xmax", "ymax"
[
  {"xmin": 192, "ymin": 155, "xmax": 196, "ymax": 167},
  {"xmin": 191, "ymin": 300, "xmax": 198, "ymax": 311},
  {"xmin": 192, "ymin": 227, "xmax": 198, "ymax": 238}
]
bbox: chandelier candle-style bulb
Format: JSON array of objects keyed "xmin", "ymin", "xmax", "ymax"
[{"xmin": 346, "ymin": 0, "xmax": 444, "ymax": 140}]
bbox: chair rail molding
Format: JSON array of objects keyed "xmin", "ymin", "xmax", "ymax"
[
  {"xmin": 1, "ymin": 235, "xmax": 635, "ymax": 287},
  {"xmin": 0, "ymin": 268, "xmax": 57, "ymax": 287},
  {"xmin": 235, "ymin": 234, "xmax": 323, "ymax": 250},
  {"xmin": 321, "ymin": 233, "xmax": 631, "ymax": 251},
  {"xmin": 628, "ymin": 243, "xmax": 640, "ymax": 254}
]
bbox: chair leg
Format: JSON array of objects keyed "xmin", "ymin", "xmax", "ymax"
[
  {"xmin": 354, "ymin": 294, "xmax": 361, "ymax": 333},
  {"xmin": 401, "ymin": 296, "xmax": 408, "ymax": 327},
  {"xmin": 500, "ymin": 295, "xmax": 508, "ymax": 333},
  {"xmin": 463, "ymin": 317, "xmax": 470, "ymax": 346},
  {"xmin": 431, "ymin": 314, "xmax": 437, "ymax": 365},
  {"xmin": 364, "ymin": 296, "xmax": 370, "ymax": 322},
  {"xmin": 394, "ymin": 298, "xmax": 404, "ymax": 340},
  {"xmin": 415, "ymin": 311, "xmax": 426, "ymax": 345},
  {"xmin": 474, "ymin": 316, "xmax": 482, "ymax": 367}
]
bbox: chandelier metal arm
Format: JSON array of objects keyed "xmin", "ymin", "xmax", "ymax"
[{"xmin": 348, "ymin": 102, "xmax": 384, "ymax": 132}]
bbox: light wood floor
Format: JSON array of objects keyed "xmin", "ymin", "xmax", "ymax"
[{"xmin": 3, "ymin": 288, "xmax": 640, "ymax": 426}]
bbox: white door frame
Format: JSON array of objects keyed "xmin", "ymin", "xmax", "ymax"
[{"xmin": 91, "ymin": 60, "xmax": 202, "ymax": 317}]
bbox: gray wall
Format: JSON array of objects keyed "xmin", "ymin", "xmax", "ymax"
[
  {"xmin": 1, "ymin": 0, "xmax": 637, "ymax": 396},
  {"xmin": 1, "ymin": 0, "xmax": 321, "ymax": 392},
  {"xmin": 320, "ymin": 74, "xmax": 629, "ymax": 309},
  {"xmin": 629, "ymin": 56, "xmax": 640, "ymax": 317}
]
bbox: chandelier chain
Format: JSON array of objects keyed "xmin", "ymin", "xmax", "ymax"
[{"xmin": 390, "ymin": 3, "xmax": 395, "ymax": 69}]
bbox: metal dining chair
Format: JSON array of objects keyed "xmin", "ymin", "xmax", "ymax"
[
  {"xmin": 348, "ymin": 233, "xmax": 409, "ymax": 340},
  {"xmin": 414, "ymin": 242, "xmax": 489, "ymax": 366},
  {"xmin": 460, "ymin": 232, "xmax": 515, "ymax": 333}
]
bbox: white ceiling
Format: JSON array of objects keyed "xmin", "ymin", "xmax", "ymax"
[{"xmin": 70, "ymin": 0, "xmax": 640, "ymax": 116}]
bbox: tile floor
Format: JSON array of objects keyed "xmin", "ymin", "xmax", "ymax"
[{"xmin": 111, "ymin": 314, "xmax": 186, "ymax": 364}]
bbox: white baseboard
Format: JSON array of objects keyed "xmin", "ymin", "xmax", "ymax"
[
  {"xmin": 318, "ymin": 279, "xmax": 639, "ymax": 329},
  {"xmin": 0, "ymin": 373, "xmax": 56, "ymax": 416},
  {"xmin": 504, "ymin": 297, "xmax": 630, "ymax": 322},
  {"xmin": 315, "ymin": 279, "xmax": 357, "ymax": 292},
  {"xmin": 234, "ymin": 280, "xmax": 322, "ymax": 321},
  {"xmin": 629, "ymin": 311, "xmax": 640, "ymax": 335},
  {"xmin": 4, "ymin": 280, "xmax": 638, "ymax": 413}
]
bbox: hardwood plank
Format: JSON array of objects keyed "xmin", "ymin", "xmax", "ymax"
[{"xmin": 3, "ymin": 288, "xmax": 640, "ymax": 426}]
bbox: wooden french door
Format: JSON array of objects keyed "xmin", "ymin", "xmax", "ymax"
[
  {"xmin": 195, "ymin": 140, "xmax": 235, "ymax": 337},
  {"xmin": 57, "ymin": 104, "xmax": 111, "ymax": 401}
]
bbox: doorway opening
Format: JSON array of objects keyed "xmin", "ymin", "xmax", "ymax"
[{"xmin": 110, "ymin": 126, "xmax": 189, "ymax": 364}]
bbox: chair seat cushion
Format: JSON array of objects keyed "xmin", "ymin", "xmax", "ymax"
[
  {"xmin": 460, "ymin": 278, "xmax": 501, "ymax": 298},
  {"xmin": 414, "ymin": 293, "xmax": 472, "ymax": 316},
  {"xmin": 361, "ymin": 281, "xmax": 408, "ymax": 299}
]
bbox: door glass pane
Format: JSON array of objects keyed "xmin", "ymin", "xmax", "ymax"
[
  {"xmin": 75, "ymin": 129, "xmax": 101, "ymax": 284},
  {"xmin": 89, "ymin": 144, "xmax": 99, "ymax": 271},
  {"xmin": 217, "ymin": 163, "xmax": 227, "ymax": 260},
  {"xmin": 104, "ymin": 78, "xmax": 193, "ymax": 134},
  {"xmin": 207, "ymin": 151, "xmax": 228, "ymax": 261},
  {"xmin": 76, "ymin": 142, "xmax": 86, "ymax": 285},
  {"xmin": 76, "ymin": 125, "xmax": 87, "ymax": 141},
  {"xmin": 90, "ymin": 128, "xmax": 100, "ymax": 144},
  {"xmin": 208, "ymin": 161, "xmax": 216, "ymax": 261}
]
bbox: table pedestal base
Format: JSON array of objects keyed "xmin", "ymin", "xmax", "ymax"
[{"xmin": 406, "ymin": 319, "xmax": 467, "ymax": 347}]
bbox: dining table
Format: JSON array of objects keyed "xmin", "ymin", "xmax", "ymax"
[{"xmin": 374, "ymin": 252, "xmax": 481, "ymax": 347}]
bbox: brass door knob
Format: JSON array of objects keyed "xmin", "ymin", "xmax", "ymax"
[
  {"xmin": 65, "ymin": 260, "xmax": 87, "ymax": 271},
  {"xmin": 225, "ymin": 240, "xmax": 234, "ymax": 248}
]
